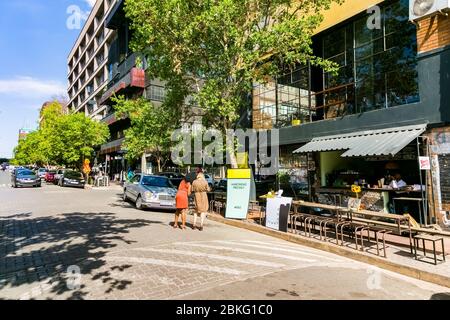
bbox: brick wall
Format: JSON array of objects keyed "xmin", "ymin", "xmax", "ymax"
[{"xmin": 417, "ymin": 14, "xmax": 450, "ymax": 53}]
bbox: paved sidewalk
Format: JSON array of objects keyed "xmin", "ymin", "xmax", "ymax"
[
  {"xmin": 0, "ymin": 172, "xmax": 449, "ymax": 300},
  {"xmin": 208, "ymin": 214, "xmax": 450, "ymax": 288}
]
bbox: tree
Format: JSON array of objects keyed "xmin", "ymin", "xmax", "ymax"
[
  {"xmin": 58, "ymin": 113, "xmax": 110, "ymax": 171},
  {"xmin": 12, "ymin": 101, "xmax": 109, "ymax": 170},
  {"xmin": 113, "ymin": 96, "xmax": 179, "ymax": 173},
  {"xmin": 124, "ymin": 0, "xmax": 341, "ymax": 167}
]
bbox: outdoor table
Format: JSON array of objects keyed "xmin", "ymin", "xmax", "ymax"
[{"xmin": 392, "ymin": 197, "xmax": 425, "ymax": 226}]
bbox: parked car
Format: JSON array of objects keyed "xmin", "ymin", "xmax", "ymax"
[
  {"xmin": 44, "ymin": 170, "xmax": 57, "ymax": 183},
  {"xmin": 53, "ymin": 169, "xmax": 66, "ymax": 185},
  {"xmin": 11, "ymin": 169, "xmax": 41, "ymax": 188},
  {"xmin": 123, "ymin": 174, "xmax": 177, "ymax": 210},
  {"xmin": 158, "ymin": 172, "xmax": 184, "ymax": 188},
  {"xmin": 204, "ymin": 174, "xmax": 215, "ymax": 188},
  {"xmin": 12, "ymin": 167, "xmax": 26, "ymax": 177},
  {"xmin": 1, "ymin": 163, "xmax": 8, "ymax": 171},
  {"xmin": 214, "ymin": 179, "xmax": 228, "ymax": 192},
  {"xmin": 59, "ymin": 170, "xmax": 85, "ymax": 188},
  {"xmin": 37, "ymin": 168, "xmax": 48, "ymax": 179}
]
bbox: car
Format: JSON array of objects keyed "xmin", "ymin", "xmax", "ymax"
[
  {"xmin": 214, "ymin": 179, "xmax": 228, "ymax": 192},
  {"xmin": 12, "ymin": 167, "xmax": 26, "ymax": 177},
  {"xmin": 123, "ymin": 174, "xmax": 177, "ymax": 210},
  {"xmin": 53, "ymin": 169, "xmax": 66, "ymax": 185},
  {"xmin": 37, "ymin": 168, "xmax": 48, "ymax": 179},
  {"xmin": 59, "ymin": 170, "xmax": 85, "ymax": 188},
  {"xmin": 158, "ymin": 172, "xmax": 184, "ymax": 188},
  {"xmin": 11, "ymin": 169, "xmax": 41, "ymax": 188},
  {"xmin": 1, "ymin": 163, "xmax": 8, "ymax": 171},
  {"xmin": 44, "ymin": 170, "xmax": 57, "ymax": 183},
  {"xmin": 204, "ymin": 174, "xmax": 215, "ymax": 188}
]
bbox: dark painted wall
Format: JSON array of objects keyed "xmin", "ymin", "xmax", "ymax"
[{"xmin": 279, "ymin": 46, "xmax": 450, "ymax": 145}]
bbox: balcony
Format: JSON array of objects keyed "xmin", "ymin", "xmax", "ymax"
[{"xmin": 100, "ymin": 54, "xmax": 145, "ymax": 104}]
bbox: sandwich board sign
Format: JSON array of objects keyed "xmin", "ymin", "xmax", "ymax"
[
  {"xmin": 225, "ymin": 169, "xmax": 251, "ymax": 219},
  {"xmin": 266, "ymin": 196, "xmax": 293, "ymax": 232}
]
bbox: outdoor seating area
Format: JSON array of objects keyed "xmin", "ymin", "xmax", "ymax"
[{"xmin": 288, "ymin": 200, "xmax": 449, "ymax": 263}]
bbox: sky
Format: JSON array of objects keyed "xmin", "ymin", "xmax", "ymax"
[{"xmin": 0, "ymin": 0, "xmax": 96, "ymax": 159}]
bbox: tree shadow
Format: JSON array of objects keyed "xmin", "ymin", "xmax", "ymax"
[{"xmin": 0, "ymin": 212, "xmax": 161, "ymax": 299}]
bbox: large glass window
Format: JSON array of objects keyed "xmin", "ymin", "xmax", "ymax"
[
  {"xmin": 252, "ymin": 0, "xmax": 419, "ymax": 128},
  {"xmin": 321, "ymin": 0, "xmax": 419, "ymax": 114}
]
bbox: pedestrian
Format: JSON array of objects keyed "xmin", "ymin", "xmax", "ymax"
[
  {"xmin": 191, "ymin": 172, "xmax": 211, "ymax": 231},
  {"xmin": 174, "ymin": 176, "xmax": 191, "ymax": 230},
  {"xmin": 127, "ymin": 168, "xmax": 134, "ymax": 181}
]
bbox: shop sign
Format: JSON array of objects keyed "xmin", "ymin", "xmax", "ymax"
[
  {"xmin": 265, "ymin": 197, "xmax": 293, "ymax": 232},
  {"xmin": 225, "ymin": 169, "xmax": 251, "ymax": 220},
  {"xmin": 419, "ymin": 156, "xmax": 431, "ymax": 170}
]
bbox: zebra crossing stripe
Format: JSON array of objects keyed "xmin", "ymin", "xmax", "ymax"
[
  {"xmin": 215, "ymin": 240, "xmax": 343, "ymax": 262},
  {"xmin": 176, "ymin": 243, "xmax": 317, "ymax": 263},
  {"xmin": 105, "ymin": 256, "xmax": 245, "ymax": 275},
  {"xmin": 132, "ymin": 248, "xmax": 286, "ymax": 268}
]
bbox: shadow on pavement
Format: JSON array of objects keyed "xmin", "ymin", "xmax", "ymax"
[
  {"xmin": 0, "ymin": 212, "xmax": 161, "ymax": 300},
  {"xmin": 430, "ymin": 293, "xmax": 450, "ymax": 300}
]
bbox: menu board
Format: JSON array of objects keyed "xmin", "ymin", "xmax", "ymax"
[{"xmin": 439, "ymin": 154, "xmax": 450, "ymax": 209}]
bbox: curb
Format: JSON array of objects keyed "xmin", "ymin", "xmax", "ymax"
[{"xmin": 208, "ymin": 213, "xmax": 450, "ymax": 288}]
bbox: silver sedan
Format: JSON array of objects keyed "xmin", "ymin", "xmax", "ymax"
[{"xmin": 123, "ymin": 174, "xmax": 177, "ymax": 210}]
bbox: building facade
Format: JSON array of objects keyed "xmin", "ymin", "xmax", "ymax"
[
  {"xmin": 67, "ymin": 0, "xmax": 118, "ymax": 120},
  {"xmin": 252, "ymin": 0, "xmax": 450, "ymax": 227}
]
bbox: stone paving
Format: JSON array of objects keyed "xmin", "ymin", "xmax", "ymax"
[{"xmin": 0, "ymin": 171, "xmax": 449, "ymax": 300}]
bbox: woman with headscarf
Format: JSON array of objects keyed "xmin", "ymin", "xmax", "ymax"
[
  {"xmin": 191, "ymin": 172, "xmax": 211, "ymax": 231},
  {"xmin": 174, "ymin": 176, "xmax": 191, "ymax": 230}
]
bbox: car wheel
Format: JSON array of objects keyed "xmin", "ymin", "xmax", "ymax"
[
  {"xmin": 123, "ymin": 190, "xmax": 128, "ymax": 202},
  {"xmin": 136, "ymin": 196, "xmax": 144, "ymax": 210}
]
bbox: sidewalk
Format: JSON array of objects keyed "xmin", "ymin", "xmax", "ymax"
[{"xmin": 207, "ymin": 213, "xmax": 450, "ymax": 288}]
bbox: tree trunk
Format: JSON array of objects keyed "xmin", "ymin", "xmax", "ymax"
[
  {"xmin": 141, "ymin": 154, "xmax": 147, "ymax": 174},
  {"xmin": 226, "ymin": 133, "xmax": 239, "ymax": 169},
  {"xmin": 157, "ymin": 158, "xmax": 162, "ymax": 173}
]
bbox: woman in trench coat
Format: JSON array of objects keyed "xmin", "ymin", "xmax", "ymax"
[{"xmin": 191, "ymin": 172, "xmax": 211, "ymax": 231}]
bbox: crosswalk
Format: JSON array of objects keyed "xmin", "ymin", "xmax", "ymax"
[{"xmin": 98, "ymin": 239, "xmax": 349, "ymax": 299}]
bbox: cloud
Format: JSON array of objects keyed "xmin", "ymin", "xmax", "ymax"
[
  {"xmin": 0, "ymin": 76, "xmax": 66, "ymax": 98},
  {"xmin": 84, "ymin": 0, "xmax": 96, "ymax": 7}
]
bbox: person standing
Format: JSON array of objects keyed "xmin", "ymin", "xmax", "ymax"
[
  {"xmin": 174, "ymin": 177, "xmax": 191, "ymax": 230},
  {"xmin": 191, "ymin": 172, "xmax": 211, "ymax": 231}
]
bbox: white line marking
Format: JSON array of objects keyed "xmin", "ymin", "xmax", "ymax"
[
  {"xmin": 132, "ymin": 248, "xmax": 286, "ymax": 268},
  {"xmin": 175, "ymin": 243, "xmax": 317, "ymax": 263},
  {"xmin": 105, "ymin": 256, "xmax": 245, "ymax": 275},
  {"xmin": 214, "ymin": 240, "xmax": 343, "ymax": 262}
]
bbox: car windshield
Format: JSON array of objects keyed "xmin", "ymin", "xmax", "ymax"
[
  {"xmin": 65, "ymin": 171, "xmax": 83, "ymax": 179},
  {"xmin": 48, "ymin": 171, "xmax": 57, "ymax": 174},
  {"xmin": 142, "ymin": 176, "xmax": 173, "ymax": 188},
  {"xmin": 38, "ymin": 168, "xmax": 47, "ymax": 172},
  {"xmin": 17, "ymin": 170, "xmax": 35, "ymax": 177}
]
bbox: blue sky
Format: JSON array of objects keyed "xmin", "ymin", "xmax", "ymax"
[{"xmin": 0, "ymin": 0, "xmax": 96, "ymax": 158}]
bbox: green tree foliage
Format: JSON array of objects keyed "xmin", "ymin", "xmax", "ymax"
[
  {"xmin": 113, "ymin": 95, "xmax": 178, "ymax": 172},
  {"xmin": 124, "ymin": 0, "xmax": 341, "ymax": 167},
  {"xmin": 13, "ymin": 101, "xmax": 109, "ymax": 169}
]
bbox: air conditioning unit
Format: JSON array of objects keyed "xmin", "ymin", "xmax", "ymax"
[{"xmin": 409, "ymin": 0, "xmax": 450, "ymax": 21}]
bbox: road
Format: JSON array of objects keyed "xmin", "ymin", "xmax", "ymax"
[{"xmin": 0, "ymin": 171, "xmax": 449, "ymax": 300}]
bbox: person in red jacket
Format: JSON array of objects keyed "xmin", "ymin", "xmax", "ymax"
[{"xmin": 174, "ymin": 177, "xmax": 191, "ymax": 230}]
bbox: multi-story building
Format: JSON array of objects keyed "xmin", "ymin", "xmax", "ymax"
[
  {"xmin": 67, "ymin": 0, "xmax": 117, "ymax": 120},
  {"xmin": 252, "ymin": 0, "xmax": 450, "ymax": 227}
]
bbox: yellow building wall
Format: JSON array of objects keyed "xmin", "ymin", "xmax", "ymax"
[{"xmin": 316, "ymin": 0, "xmax": 385, "ymax": 34}]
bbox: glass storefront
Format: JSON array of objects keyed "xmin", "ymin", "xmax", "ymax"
[{"xmin": 253, "ymin": 0, "xmax": 419, "ymax": 129}]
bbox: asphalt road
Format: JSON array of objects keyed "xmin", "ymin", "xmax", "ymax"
[{"xmin": 0, "ymin": 170, "xmax": 449, "ymax": 300}]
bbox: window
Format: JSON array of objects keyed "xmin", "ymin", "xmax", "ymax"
[
  {"xmin": 323, "ymin": 0, "xmax": 418, "ymax": 113},
  {"xmin": 146, "ymin": 85, "xmax": 166, "ymax": 102}
]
